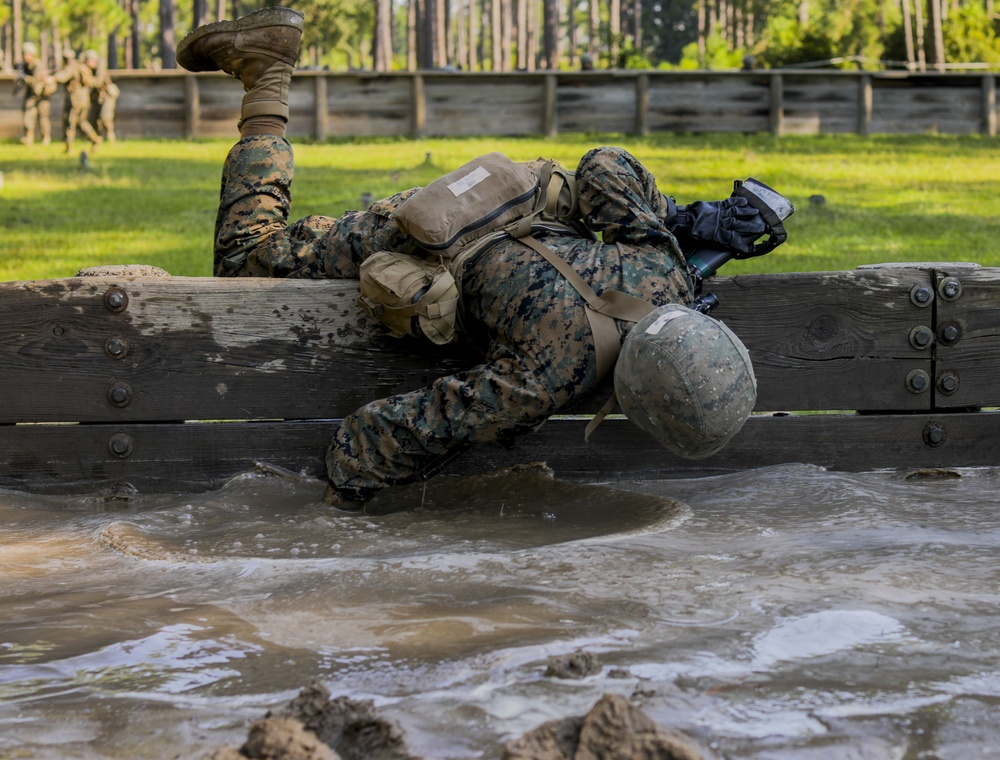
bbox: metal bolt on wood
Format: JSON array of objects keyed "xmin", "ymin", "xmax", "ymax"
[
  {"xmin": 909, "ymin": 326, "xmax": 933, "ymax": 350},
  {"xmin": 923, "ymin": 422, "xmax": 946, "ymax": 447},
  {"xmin": 938, "ymin": 277, "xmax": 963, "ymax": 301},
  {"xmin": 906, "ymin": 369, "xmax": 930, "ymax": 393},
  {"xmin": 104, "ymin": 287, "xmax": 129, "ymax": 313},
  {"xmin": 937, "ymin": 373, "xmax": 960, "ymax": 394},
  {"xmin": 107, "ymin": 383, "xmax": 133, "ymax": 407},
  {"xmin": 939, "ymin": 323, "xmax": 962, "ymax": 345},
  {"xmin": 104, "ymin": 337, "xmax": 129, "ymax": 359},
  {"xmin": 108, "ymin": 433, "xmax": 134, "ymax": 459},
  {"xmin": 910, "ymin": 285, "xmax": 933, "ymax": 307}
]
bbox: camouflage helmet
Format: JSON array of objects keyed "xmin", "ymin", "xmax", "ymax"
[
  {"xmin": 81, "ymin": 49, "xmax": 100, "ymax": 64},
  {"xmin": 22, "ymin": 42, "xmax": 38, "ymax": 57},
  {"xmin": 614, "ymin": 304, "xmax": 757, "ymax": 459}
]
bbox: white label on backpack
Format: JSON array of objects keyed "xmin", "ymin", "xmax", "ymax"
[{"xmin": 447, "ymin": 166, "xmax": 491, "ymax": 197}]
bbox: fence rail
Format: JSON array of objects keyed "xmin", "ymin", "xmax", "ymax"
[{"xmin": 1, "ymin": 69, "xmax": 997, "ymax": 141}]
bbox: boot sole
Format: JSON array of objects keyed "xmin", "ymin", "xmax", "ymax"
[{"xmin": 177, "ymin": 6, "xmax": 304, "ymax": 72}]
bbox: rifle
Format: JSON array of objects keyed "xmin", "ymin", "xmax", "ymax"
[
  {"xmin": 689, "ymin": 178, "xmax": 795, "ymax": 314},
  {"xmin": 13, "ymin": 62, "xmax": 26, "ymax": 96}
]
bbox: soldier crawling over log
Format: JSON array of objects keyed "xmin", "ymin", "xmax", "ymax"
[{"xmin": 176, "ymin": 6, "xmax": 792, "ymax": 510}]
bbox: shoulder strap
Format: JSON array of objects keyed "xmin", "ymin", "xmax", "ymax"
[{"xmin": 518, "ymin": 235, "xmax": 655, "ymax": 381}]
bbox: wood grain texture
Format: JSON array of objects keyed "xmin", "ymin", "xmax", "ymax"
[{"xmin": 3, "ymin": 263, "xmax": 997, "ymax": 493}]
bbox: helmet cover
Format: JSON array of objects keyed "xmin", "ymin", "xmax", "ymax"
[{"xmin": 614, "ymin": 304, "xmax": 756, "ymax": 459}]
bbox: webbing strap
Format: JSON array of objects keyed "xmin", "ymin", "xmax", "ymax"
[
  {"xmin": 519, "ymin": 235, "xmax": 655, "ymax": 381},
  {"xmin": 584, "ymin": 393, "xmax": 619, "ymax": 442}
]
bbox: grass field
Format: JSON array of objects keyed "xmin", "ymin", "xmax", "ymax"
[{"xmin": 0, "ymin": 133, "xmax": 996, "ymax": 281}]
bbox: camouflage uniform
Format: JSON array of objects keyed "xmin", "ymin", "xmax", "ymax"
[
  {"xmin": 216, "ymin": 136, "xmax": 695, "ymax": 502},
  {"xmin": 18, "ymin": 57, "xmax": 54, "ymax": 145},
  {"xmin": 89, "ymin": 70, "xmax": 119, "ymax": 141},
  {"xmin": 54, "ymin": 57, "xmax": 102, "ymax": 150}
]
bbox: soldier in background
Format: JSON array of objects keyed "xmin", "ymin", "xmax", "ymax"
[
  {"xmin": 14, "ymin": 42, "xmax": 56, "ymax": 146},
  {"xmin": 89, "ymin": 63, "xmax": 120, "ymax": 142},
  {"xmin": 55, "ymin": 49, "xmax": 103, "ymax": 153}
]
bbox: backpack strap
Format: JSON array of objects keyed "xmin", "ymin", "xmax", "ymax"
[{"xmin": 518, "ymin": 235, "xmax": 655, "ymax": 381}]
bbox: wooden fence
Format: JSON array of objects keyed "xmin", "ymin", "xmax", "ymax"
[
  {"xmin": 3, "ymin": 262, "xmax": 1000, "ymax": 494},
  {"xmin": 1, "ymin": 69, "xmax": 997, "ymax": 140}
]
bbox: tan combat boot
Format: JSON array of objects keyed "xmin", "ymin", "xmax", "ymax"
[{"xmin": 176, "ymin": 6, "xmax": 303, "ymax": 122}]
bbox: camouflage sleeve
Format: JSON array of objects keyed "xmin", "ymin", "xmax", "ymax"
[{"xmin": 574, "ymin": 146, "xmax": 678, "ymax": 249}]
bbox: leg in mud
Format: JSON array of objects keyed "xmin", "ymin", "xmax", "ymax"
[
  {"xmin": 324, "ymin": 345, "xmax": 562, "ymax": 506},
  {"xmin": 324, "ymin": 244, "xmax": 601, "ymax": 507}
]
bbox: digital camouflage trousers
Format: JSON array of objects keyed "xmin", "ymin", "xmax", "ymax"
[{"xmin": 215, "ymin": 136, "xmax": 695, "ymax": 501}]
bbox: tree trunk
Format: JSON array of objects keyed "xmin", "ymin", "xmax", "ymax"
[
  {"xmin": 900, "ymin": 0, "xmax": 915, "ymax": 71},
  {"xmin": 160, "ymin": 0, "xmax": 178, "ymax": 69},
  {"xmin": 491, "ymin": 0, "xmax": 502, "ymax": 70},
  {"xmin": 566, "ymin": 0, "xmax": 577, "ymax": 67},
  {"xmin": 608, "ymin": 0, "xmax": 620, "ymax": 65},
  {"xmin": 913, "ymin": 0, "xmax": 926, "ymax": 70},
  {"xmin": 374, "ymin": 0, "xmax": 393, "ymax": 71},
  {"xmin": 12, "ymin": 0, "xmax": 22, "ymax": 63},
  {"xmin": 408, "ymin": 0, "xmax": 417, "ymax": 69},
  {"xmin": 632, "ymin": 0, "xmax": 642, "ymax": 51},
  {"xmin": 542, "ymin": 0, "xmax": 559, "ymax": 69},
  {"xmin": 501, "ymin": 0, "xmax": 513, "ymax": 70},
  {"xmin": 467, "ymin": 0, "xmax": 478, "ymax": 70},
  {"xmin": 436, "ymin": 0, "xmax": 448, "ymax": 67},
  {"xmin": 927, "ymin": 0, "xmax": 945, "ymax": 71},
  {"xmin": 697, "ymin": 0, "xmax": 706, "ymax": 66},
  {"xmin": 588, "ymin": 0, "xmax": 598, "ymax": 56},
  {"xmin": 193, "ymin": 0, "xmax": 208, "ymax": 28}
]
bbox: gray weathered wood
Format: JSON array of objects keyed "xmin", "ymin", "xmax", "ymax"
[
  {"xmin": 769, "ymin": 73, "xmax": 784, "ymax": 136},
  {"xmin": 857, "ymin": 75, "xmax": 872, "ymax": 136},
  {"xmin": 2, "ymin": 70, "xmax": 996, "ymax": 139},
  {"xmin": 3, "ymin": 263, "xmax": 1000, "ymax": 494},
  {"xmin": 983, "ymin": 75, "xmax": 997, "ymax": 137},
  {"xmin": 2, "ymin": 411, "xmax": 995, "ymax": 495}
]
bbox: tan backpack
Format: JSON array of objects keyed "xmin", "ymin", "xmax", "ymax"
[{"xmin": 357, "ymin": 152, "xmax": 579, "ymax": 345}]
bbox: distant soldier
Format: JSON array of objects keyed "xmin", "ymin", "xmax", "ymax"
[
  {"xmin": 89, "ymin": 64, "xmax": 120, "ymax": 142},
  {"xmin": 55, "ymin": 49, "xmax": 103, "ymax": 153},
  {"xmin": 14, "ymin": 42, "xmax": 56, "ymax": 146}
]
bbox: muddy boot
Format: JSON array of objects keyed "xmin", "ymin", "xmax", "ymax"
[{"xmin": 176, "ymin": 7, "xmax": 303, "ymax": 123}]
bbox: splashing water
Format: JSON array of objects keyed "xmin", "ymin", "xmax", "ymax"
[{"xmin": 2, "ymin": 463, "xmax": 1000, "ymax": 758}]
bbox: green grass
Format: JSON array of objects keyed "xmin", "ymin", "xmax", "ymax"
[{"xmin": 1, "ymin": 133, "xmax": 997, "ymax": 281}]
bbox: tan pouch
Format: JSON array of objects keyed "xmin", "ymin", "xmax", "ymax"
[
  {"xmin": 391, "ymin": 152, "xmax": 543, "ymax": 260},
  {"xmin": 357, "ymin": 251, "xmax": 459, "ymax": 345}
]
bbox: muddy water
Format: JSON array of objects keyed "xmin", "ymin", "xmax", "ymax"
[{"xmin": 3, "ymin": 463, "xmax": 1000, "ymax": 758}]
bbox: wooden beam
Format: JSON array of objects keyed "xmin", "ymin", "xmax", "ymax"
[
  {"xmin": 543, "ymin": 73, "xmax": 557, "ymax": 138},
  {"xmin": 183, "ymin": 75, "xmax": 199, "ymax": 139},
  {"xmin": 635, "ymin": 73, "xmax": 649, "ymax": 136},
  {"xmin": 2, "ymin": 411, "xmax": 994, "ymax": 495},
  {"xmin": 769, "ymin": 73, "xmax": 784, "ymax": 136},
  {"xmin": 857, "ymin": 75, "xmax": 873, "ymax": 135},
  {"xmin": 411, "ymin": 74, "xmax": 425, "ymax": 138},
  {"xmin": 314, "ymin": 75, "xmax": 328, "ymax": 141},
  {"xmin": 983, "ymin": 74, "xmax": 997, "ymax": 138}
]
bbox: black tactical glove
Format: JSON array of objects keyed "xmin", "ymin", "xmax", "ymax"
[{"xmin": 671, "ymin": 196, "xmax": 768, "ymax": 258}]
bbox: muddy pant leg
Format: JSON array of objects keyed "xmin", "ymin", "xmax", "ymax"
[
  {"xmin": 37, "ymin": 99, "xmax": 51, "ymax": 143},
  {"xmin": 575, "ymin": 146, "xmax": 678, "ymax": 249},
  {"xmin": 22, "ymin": 97, "xmax": 38, "ymax": 142},
  {"xmin": 215, "ymin": 135, "xmax": 337, "ymax": 277},
  {"xmin": 325, "ymin": 344, "xmax": 562, "ymax": 501},
  {"xmin": 63, "ymin": 103, "xmax": 75, "ymax": 146},
  {"xmin": 216, "ymin": 135, "xmax": 420, "ymax": 279},
  {"xmin": 73, "ymin": 101, "xmax": 101, "ymax": 143}
]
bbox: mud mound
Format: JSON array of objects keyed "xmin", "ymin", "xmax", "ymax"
[
  {"xmin": 503, "ymin": 693, "xmax": 709, "ymax": 760},
  {"xmin": 201, "ymin": 686, "xmax": 710, "ymax": 760}
]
